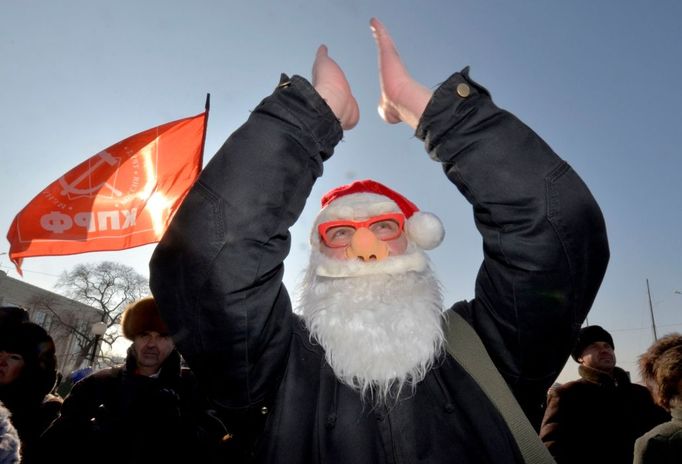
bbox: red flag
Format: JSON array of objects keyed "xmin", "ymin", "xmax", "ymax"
[{"xmin": 7, "ymin": 110, "xmax": 208, "ymax": 275}]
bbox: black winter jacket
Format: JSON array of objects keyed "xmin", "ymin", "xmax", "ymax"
[
  {"xmin": 40, "ymin": 347, "xmax": 218, "ymax": 464},
  {"xmin": 150, "ymin": 70, "xmax": 610, "ymax": 463},
  {"xmin": 540, "ymin": 365, "xmax": 669, "ymax": 464},
  {"xmin": 0, "ymin": 391, "xmax": 60, "ymax": 464}
]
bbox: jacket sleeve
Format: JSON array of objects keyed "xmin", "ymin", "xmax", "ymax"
[
  {"xmin": 150, "ymin": 75, "xmax": 343, "ymax": 409},
  {"xmin": 538, "ymin": 388, "xmax": 575, "ymax": 463},
  {"xmin": 633, "ymin": 432, "xmax": 668, "ymax": 464},
  {"xmin": 40, "ymin": 377, "xmax": 101, "ymax": 459},
  {"xmin": 416, "ymin": 69, "xmax": 609, "ymax": 407}
]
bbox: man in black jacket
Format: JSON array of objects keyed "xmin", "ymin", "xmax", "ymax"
[
  {"xmin": 40, "ymin": 297, "xmax": 225, "ymax": 464},
  {"xmin": 150, "ymin": 18, "xmax": 609, "ymax": 463},
  {"xmin": 540, "ymin": 325, "xmax": 669, "ymax": 464}
]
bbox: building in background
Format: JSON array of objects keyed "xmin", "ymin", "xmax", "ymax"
[{"xmin": 0, "ymin": 270, "xmax": 103, "ymax": 379}]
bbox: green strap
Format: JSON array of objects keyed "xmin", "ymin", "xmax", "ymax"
[{"xmin": 444, "ymin": 311, "xmax": 556, "ymax": 464}]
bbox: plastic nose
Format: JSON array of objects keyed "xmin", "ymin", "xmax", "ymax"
[{"xmin": 345, "ymin": 227, "xmax": 389, "ymax": 261}]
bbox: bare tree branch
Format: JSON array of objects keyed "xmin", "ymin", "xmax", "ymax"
[{"xmin": 51, "ymin": 261, "xmax": 149, "ymax": 368}]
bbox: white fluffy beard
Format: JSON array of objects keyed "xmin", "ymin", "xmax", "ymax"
[{"xmin": 296, "ymin": 250, "xmax": 445, "ymax": 405}]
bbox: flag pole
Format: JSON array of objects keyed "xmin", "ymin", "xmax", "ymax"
[
  {"xmin": 646, "ymin": 278, "xmax": 658, "ymax": 341},
  {"xmin": 200, "ymin": 93, "xmax": 210, "ymax": 165}
]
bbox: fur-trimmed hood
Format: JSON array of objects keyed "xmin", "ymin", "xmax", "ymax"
[{"xmin": 0, "ymin": 401, "xmax": 20, "ymax": 464}]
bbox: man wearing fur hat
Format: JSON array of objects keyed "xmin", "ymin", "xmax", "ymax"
[
  {"xmin": 540, "ymin": 325, "xmax": 669, "ymax": 464},
  {"xmin": 41, "ymin": 297, "xmax": 216, "ymax": 464},
  {"xmin": 151, "ymin": 18, "xmax": 609, "ymax": 463}
]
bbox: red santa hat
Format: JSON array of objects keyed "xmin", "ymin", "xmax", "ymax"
[{"xmin": 312, "ymin": 179, "xmax": 445, "ymax": 250}]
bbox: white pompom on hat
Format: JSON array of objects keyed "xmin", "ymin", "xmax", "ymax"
[{"xmin": 312, "ymin": 179, "xmax": 445, "ymax": 250}]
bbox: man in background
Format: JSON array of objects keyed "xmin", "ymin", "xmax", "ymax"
[
  {"xmin": 540, "ymin": 325, "xmax": 669, "ymax": 463},
  {"xmin": 41, "ymin": 297, "xmax": 221, "ymax": 463}
]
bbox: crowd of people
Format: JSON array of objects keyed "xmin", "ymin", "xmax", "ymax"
[
  {"xmin": 2, "ymin": 301, "xmax": 679, "ymax": 463},
  {"xmin": 1, "ymin": 17, "xmax": 680, "ymax": 464}
]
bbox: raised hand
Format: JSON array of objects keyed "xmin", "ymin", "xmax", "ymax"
[
  {"xmin": 312, "ymin": 45, "xmax": 360, "ymax": 130},
  {"xmin": 370, "ymin": 18, "xmax": 432, "ymax": 129}
]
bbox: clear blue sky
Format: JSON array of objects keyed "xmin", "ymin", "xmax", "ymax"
[{"xmin": 2, "ymin": 1, "xmax": 681, "ymax": 383}]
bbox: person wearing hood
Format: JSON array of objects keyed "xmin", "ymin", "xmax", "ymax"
[
  {"xmin": 540, "ymin": 325, "xmax": 669, "ymax": 463},
  {"xmin": 41, "ymin": 296, "xmax": 222, "ymax": 464},
  {"xmin": 634, "ymin": 333, "xmax": 682, "ymax": 464},
  {"xmin": 0, "ymin": 305, "xmax": 29, "ymax": 329},
  {"xmin": 0, "ymin": 306, "xmax": 60, "ymax": 464}
]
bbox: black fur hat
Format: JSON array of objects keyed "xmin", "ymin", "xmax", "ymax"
[
  {"xmin": 120, "ymin": 297, "xmax": 168, "ymax": 340},
  {"xmin": 0, "ymin": 321, "xmax": 57, "ymax": 395},
  {"xmin": 571, "ymin": 325, "xmax": 614, "ymax": 361},
  {"xmin": 0, "ymin": 305, "xmax": 29, "ymax": 330}
]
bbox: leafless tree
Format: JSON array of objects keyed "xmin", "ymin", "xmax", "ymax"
[
  {"xmin": 27, "ymin": 293, "xmax": 104, "ymax": 370},
  {"xmin": 51, "ymin": 261, "xmax": 149, "ymax": 366}
]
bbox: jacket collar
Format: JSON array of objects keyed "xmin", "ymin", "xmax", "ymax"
[{"xmin": 578, "ymin": 364, "xmax": 631, "ymax": 387}]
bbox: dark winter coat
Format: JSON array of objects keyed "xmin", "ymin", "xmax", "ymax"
[
  {"xmin": 634, "ymin": 405, "xmax": 682, "ymax": 464},
  {"xmin": 540, "ymin": 365, "xmax": 669, "ymax": 464},
  {"xmin": 150, "ymin": 70, "xmax": 609, "ymax": 463},
  {"xmin": 0, "ymin": 393, "xmax": 60, "ymax": 464},
  {"xmin": 40, "ymin": 347, "xmax": 222, "ymax": 464},
  {"xmin": 0, "ymin": 322, "xmax": 60, "ymax": 464}
]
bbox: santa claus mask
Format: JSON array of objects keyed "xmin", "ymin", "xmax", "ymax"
[{"xmin": 298, "ymin": 179, "xmax": 446, "ymax": 404}]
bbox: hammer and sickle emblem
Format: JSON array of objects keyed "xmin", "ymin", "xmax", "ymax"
[{"xmin": 59, "ymin": 150, "xmax": 124, "ymax": 199}]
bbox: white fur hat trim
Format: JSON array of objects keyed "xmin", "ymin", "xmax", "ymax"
[{"xmin": 406, "ymin": 211, "xmax": 445, "ymax": 250}]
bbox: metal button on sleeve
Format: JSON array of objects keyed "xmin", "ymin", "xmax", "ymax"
[
  {"xmin": 456, "ymin": 83, "xmax": 471, "ymax": 98},
  {"xmin": 261, "ymin": 406, "xmax": 269, "ymax": 415}
]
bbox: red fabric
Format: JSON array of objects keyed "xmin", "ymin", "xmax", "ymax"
[
  {"xmin": 7, "ymin": 111, "xmax": 207, "ymax": 274},
  {"xmin": 320, "ymin": 179, "xmax": 419, "ymax": 218}
]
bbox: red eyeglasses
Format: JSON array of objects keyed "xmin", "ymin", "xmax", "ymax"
[{"xmin": 317, "ymin": 213, "xmax": 405, "ymax": 248}]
